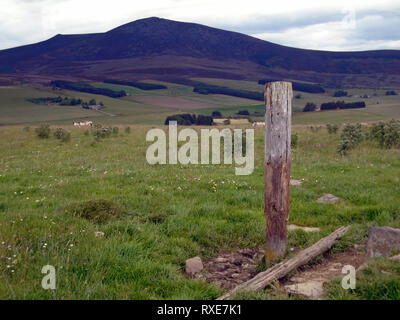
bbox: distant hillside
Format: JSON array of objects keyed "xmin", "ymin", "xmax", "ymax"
[{"xmin": 1, "ymin": 17, "xmax": 400, "ymax": 87}]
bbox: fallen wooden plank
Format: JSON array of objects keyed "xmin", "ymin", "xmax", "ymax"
[{"xmin": 217, "ymin": 225, "xmax": 350, "ymax": 300}]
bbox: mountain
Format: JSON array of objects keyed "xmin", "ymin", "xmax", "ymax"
[{"xmin": 1, "ymin": 17, "xmax": 400, "ymax": 87}]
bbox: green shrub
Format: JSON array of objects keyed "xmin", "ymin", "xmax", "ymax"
[
  {"xmin": 309, "ymin": 125, "xmax": 322, "ymax": 132},
  {"xmin": 291, "ymin": 133, "xmax": 298, "ymax": 148},
  {"xmin": 338, "ymin": 123, "xmax": 363, "ymax": 155},
  {"xmin": 112, "ymin": 127, "xmax": 119, "ymax": 135},
  {"xmin": 303, "ymin": 102, "xmax": 317, "ymax": 112},
  {"xmin": 211, "ymin": 111, "xmax": 222, "ymax": 118},
  {"xmin": 327, "ymin": 123, "xmax": 339, "ymax": 134},
  {"xmin": 35, "ymin": 124, "xmax": 51, "ymax": 139},
  {"xmin": 93, "ymin": 125, "xmax": 112, "ymax": 139},
  {"xmin": 84, "ymin": 130, "xmax": 90, "ymax": 136},
  {"xmin": 53, "ymin": 128, "xmax": 71, "ymax": 142},
  {"xmin": 370, "ymin": 120, "xmax": 400, "ymax": 148},
  {"xmin": 124, "ymin": 126, "xmax": 131, "ymax": 134},
  {"xmin": 196, "ymin": 115, "xmax": 214, "ymax": 126},
  {"xmin": 66, "ymin": 199, "xmax": 126, "ymax": 224},
  {"xmin": 23, "ymin": 126, "xmax": 30, "ymax": 132},
  {"xmin": 165, "ymin": 114, "xmax": 196, "ymax": 125}
]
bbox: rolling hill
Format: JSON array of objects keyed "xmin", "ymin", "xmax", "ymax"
[{"xmin": 1, "ymin": 17, "xmax": 400, "ymax": 88}]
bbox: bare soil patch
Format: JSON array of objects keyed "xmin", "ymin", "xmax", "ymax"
[
  {"xmin": 198, "ymin": 245, "xmax": 365, "ymax": 296},
  {"xmin": 282, "ymin": 246, "xmax": 365, "ymax": 285},
  {"xmin": 281, "ymin": 246, "xmax": 366, "ymax": 298},
  {"xmin": 198, "ymin": 247, "xmax": 263, "ymax": 290}
]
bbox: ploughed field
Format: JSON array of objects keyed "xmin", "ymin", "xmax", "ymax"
[{"xmin": 0, "ymin": 124, "xmax": 399, "ymax": 299}]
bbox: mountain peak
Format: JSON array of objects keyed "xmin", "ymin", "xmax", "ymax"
[
  {"xmin": 1, "ymin": 17, "xmax": 400, "ymax": 87},
  {"xmin": 109, "ymin": 17, "xmax": 175, "ymax": 33}
]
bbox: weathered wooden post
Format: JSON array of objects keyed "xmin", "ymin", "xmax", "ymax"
[{"xmin": 264, "ymin": 81, "xmax": 293, "ymax": 263}]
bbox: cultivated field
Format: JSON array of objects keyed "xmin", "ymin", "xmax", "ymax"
[{"xmin": 0, "ymin": 124, "xmax": 399, "ymax": 299}]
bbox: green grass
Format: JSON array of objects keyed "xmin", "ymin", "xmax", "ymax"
[
  {"xmin": 0, "ymin": 86, "xmax": 101, "ymax": 125},
  {"xmin": 293, "ymin": 104, "xmax": 400, "ymax": 125},
  {"xmin": 0, "ymin": 124, "xmax": 399, "ymax": 299},
  {"xmin": 325, "ymin": 258, "xmax": 400, "ymax": 300},
  {"xmin": 0, "ymin": 86, "xmax": 179, "ymax": 125}
]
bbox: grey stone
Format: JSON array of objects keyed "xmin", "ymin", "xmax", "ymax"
[
  {"xmin": 290, "ymin": 179, "xmax": 302, "ymax": 186},
  {"xmin": 185, "ymin": 256, "xmax": 203, "ymax": 275},
  {"xmin": 366, "ymin": 226, "xmax": 400, "ymax": 258},
  {"xmin": 317, "ymin": 194, "xmax": 340, "ymax": 203},
  {"xmin": 284, "ymin": 281, "xmax": 324, "ymax": 299}
]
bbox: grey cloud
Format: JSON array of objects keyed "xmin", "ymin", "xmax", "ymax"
[
  {"xmin": 217, "ymin": 9, "xmax": 346, "ymax": 34},
  {"xmin": 0, "ymin": 2, "xmax": 400, "ymax": 51},
  {"xmin": 353, "ymin": 11, "xmax": 400, "ymax": 41}
]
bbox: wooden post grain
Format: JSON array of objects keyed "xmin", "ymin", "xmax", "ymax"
[{"xmin": 264, "ymin": 81, "xmax": 293, "ymax": 263}]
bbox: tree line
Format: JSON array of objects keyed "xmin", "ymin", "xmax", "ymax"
[
  {"xmin": 50, "ymin": 80, "xmax": 126, "ymax": 98},
  {"xmin": 104, "ymin": 79, "xmax": 167, "ymax": 90},
  {"xmin": 303, "ymin": 100, "xmax": 366, "ymax": 112},
  {"xmin": 164, "ymin": 114, "xmax": 214, "ymax": 126},
  {"xmin": 258, "ymin": 79, "xmax": 325, "ymax": 93},
  {"xmin": 193, "ymin": 83, "xmax": 264, "ymax": 101}
]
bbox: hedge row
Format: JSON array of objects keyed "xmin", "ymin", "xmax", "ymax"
[
  {"xmin": 320, "ymin": 101, "xmax": 366, "ymax": 110},
  {"xmin": 258, "ymin": 79, "xmax": 325, "ymax": 93},
  {"xmin": 193, "ymin": 83, "xmax": 264, "ymax": 101},
  {"xmin": 50, "ymin": 80, "xmax": 126, "ymax": 98},
  {"xmin": 164, "ymin": 113, "xmax": 213, "ymax": 126},
  {"xmin": 104, "ymin": 79, "xmax": 167, "ymax": 90}
]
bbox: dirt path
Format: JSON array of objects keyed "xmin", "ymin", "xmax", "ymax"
[
  {"xmin": 199, "ymin": 245, "xmax": 365, "ymax": 299},
  {"xmin": 281, "ymin": 246, "xmax": 366, "ymax": 299}
]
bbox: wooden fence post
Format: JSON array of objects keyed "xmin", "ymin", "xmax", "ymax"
[{"xmin": 264, "ymin": 81, "xmax": 293, "ymax": 263}]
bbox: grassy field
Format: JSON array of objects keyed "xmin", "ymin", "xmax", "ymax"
[
  {"xmin": 0, "ymin": 86, "xmax": 178, "ymax": 125},
  {"xmin": 0, "ymin": 82, "xmax": 263, "ymax": 126},
  {"xmin": 192, "ymin": 78, "xmax": 400, "ymax": 123},
  {"xmin": 292, "ymin": 105, "xmax": 400, "ymax": 125},
  {"xmin": 1, "ymin": 78, "xmax": 399, "ymax": 126},
  {"xmin": 0, "ymin": 123, "xmax": 399, "ymax": 299}
]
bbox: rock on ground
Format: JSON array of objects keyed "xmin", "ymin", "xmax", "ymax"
[
  {"xmin": 366, "ymin": 226, "xmax": 400, "ymax": 258},
  {"xmin": 391, "ymin": 254, "xmax": 400, "ymax": 261},
  {"xmin": 203, "ymin": 247, "xmax": 262, "ymax": 290},
  {"xmin": 282, "ymin": 247, "xmax": 365, "ymax": 299},
  {"xmin": 95, "ymin": 231, "xmax": 105, "ymax": 237},
  {"xmin": 284, "ymin": 281, "xmax": 324, "ymax": 299},
  {"xmin": 185, "ymin": 256, "xmax": 203, "ymax": 275},
  {"xmin": 317, "ymin": 194, "xmax": 340, "ymax": 203},
  {"xmin": 290, "ymin": 179, "xmax": 302, "ymax": 186},
  {"xmin": 287, "ymin": 224, "xmax": 320, "ymax": 232}
]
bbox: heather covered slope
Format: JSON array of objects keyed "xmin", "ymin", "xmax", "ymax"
[{"xmin": 1, "ymin": 17, "xmax": 400, "ymax": 87}]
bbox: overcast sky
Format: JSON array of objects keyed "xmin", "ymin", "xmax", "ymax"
[{"xmin": 0, "ymin": 0, "xmax": 399, "ymax": 51}]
